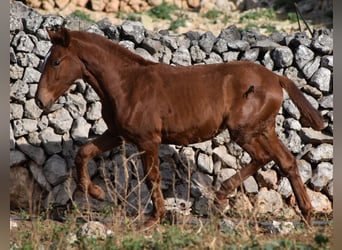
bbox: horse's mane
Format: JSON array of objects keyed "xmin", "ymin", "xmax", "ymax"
[{"xmin": 70, "ymin": 30, "xmax": 156, "ymax": 66}]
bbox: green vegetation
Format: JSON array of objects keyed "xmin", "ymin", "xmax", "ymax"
[
  {"xmin": 240, "ymin": 8, "xmax": 277, "ymax": 22},
  {"xmin": 203, "ymin": 9, "xmax": 223, "ymax": 20},
  {"xmin": 70, "ymin": 10, "xmax": 96, "ymax": 23},
  {"xmin": 148, "ymin": 1, "xmax": 179, "ymax": 20},
  {"xmin": 10, "ymin": 207, "xmax": 333, "ymax": 249}
]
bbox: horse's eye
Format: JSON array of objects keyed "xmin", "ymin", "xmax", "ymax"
[{"xmin": 53, "ymin": 60, "xmax": 61, "ymax": 67}]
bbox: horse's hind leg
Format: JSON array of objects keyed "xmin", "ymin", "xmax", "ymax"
[
  {"xmin": 258, "ymin": 130, "xmax": 313, "ymax": 225},
  {"xmin": 215, "ymin": 136, "xmax": 272, "ymax": 204},
  {"xmin": 75, "ymin": 130, "xmax": 122, "ymax": 200}
]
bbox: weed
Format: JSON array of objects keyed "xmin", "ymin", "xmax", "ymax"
[
  {"xmin": 148, "ymin": 1, "xmax": 179, "ymax": 20},
  {"xmin": 170, "ymin": 17, "xmax": 186, "ymax": 31},
  {"xmin": 71, "ymin": 10, "xmax": 95, "ymax": 23},
  {"xmin": 287, "ymin": 12, "xmax": 298, "ymax": 23},
  {"xmin": 203, "ymin": 9, "xmax": 223, "ymax": 20},
  {"xmin": 240, "ymin": 8, "xmax": 276, "ymax": 22}
]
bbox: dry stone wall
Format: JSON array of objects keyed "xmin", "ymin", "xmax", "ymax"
[{"xmin": 10, "ymin": 1, "xmax": 333, "ymax": 219}]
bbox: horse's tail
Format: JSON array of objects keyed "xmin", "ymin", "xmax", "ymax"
[{"xmin": 279, "ymin": 75, "xmax": 325, "ymax": 131}]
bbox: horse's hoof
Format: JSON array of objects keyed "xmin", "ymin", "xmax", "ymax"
[{"xmin": 89, "ymin": 184, "xmax": 105, "ymax": 201}]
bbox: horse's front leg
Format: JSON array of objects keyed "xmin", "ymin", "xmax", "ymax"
[
  {"xmin": 139, "ymin": 141, "xmax": 165, "ymax": 228},
  {"xmin": 75, "ymin": 130, "xmax": 122, "ymax": 200}
]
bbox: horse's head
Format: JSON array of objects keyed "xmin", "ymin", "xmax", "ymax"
[{"xmin": 35, "ymin": 27, "xmax": 83, "ymax": 111}]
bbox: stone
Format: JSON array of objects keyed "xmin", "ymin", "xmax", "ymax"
[
  {"xmin": 197, "ymin": 153, "xmax": 213, "ymax": 174},
  {"xmin": 311, "ymin": 31, "xmax": 333, "ymax": 54},
  {"xmin": 227, "ymin": 40, "xmax": 250, "ymax": 51},
  {"xmin": 10, "ymin": 80, "xmax": 29, "ymax": 101},
  {"xmin": 306, "ymin": 143, "xmax": 333, "ymax": 163},
  {"xmin": 16, "ymin": 52, "xmax": 40, "ymax": 68},
  {"xmin": 297, "ymin": 159, "xmax": 312, "ymax": 184},
  {"xmin": 262, "ymin": 50, "xmax": 274, "ymax": 70},
  {"xmin": 12, "ymin": 118, "xmax": 38, "ymax": 137},
  {"xmin": 295, "ymin": 45, "xmax": 315, "ymax": 69},
  {"xmin": 48, "ymin": 108, "xmax": 73, "ymax": 134},
  {"xmin": 310, "ymin": 162, "xmax": 333, "ymax": 191},
  {"xmin": 285, "ymin": 130, "xmax": 302, "ymax": 154},
  {"xmin": 218, "ymin": 25, "xmax": 241, "ymax": 41},
  {"xmin": 204, "ymin": 52, "xmax": 223, "ymax": 64},
  {"xmin": 27, "ymin": 131, "xmax": 41, "ymax": 146},
  {"xmin": 319, "ymin": 95, "xmax": 333, "ymax": 109},
  {"xmin": 272, "ymin": 46, "xmax": 293, "ymax": 68},
  {"xmin": 44, "ymin": 154, "xmax": 69, "ymax": 186},
  {"xmin": 310, "ymin": 67, "xmax": 331, "ymax": 93},
  {"xmin": 77, "ymin": 221, "xmax": 108, "ymax": 240},
  {"xmin": 24, "ymin": 98, "xmax": 43, "ymax": 119},
  {"xmin": 213, "ymin": 129, "xmax": 230, "ymax": 146},
  {"xmin": 301, "ymin": 85, "xmax": 322, "ymax": 99},
  {"xmin": 277, "ymin": 177, "xmax": 292, "ymax": 198},
  {"xmin": 39, "ymin": 127, "xmax": 63, "ymax": 154},
  {"xmin": 243, "ymin": 176, "xmax": 258, "ymax": 194},
  {"xmin": 302, "ymin": 56, "xmax": 321, "ymax": 79},
  {"xmin": 282, "ymin": 99, "xmax": 300, "ymax": 120},
  {"xmin": 213, "ymin": 38, "xmax": 228, "ymax": 54},
  {"xmin": 256, "ymin": 169, "xmax": 278, "ymax": 189},
  {"xmin": 126, "ymin": 179, "xmax": 152, "ymax": 215},
  {"xmin": 172, "ymin": 46, "xmax": 191, "ymax": 66},
  {"xmin": 164, "ymin": 197, "xmax": 192, "ymax": 215},
  {"xmin": 160, "ymin": 35, "xmax": 178, "ymax": 51},
  {"xmin": 189, "ymin": 140, "xmax": 212, "ymax": 154},
  {"xmin": 240, "ymin": 48, "xmax": 259, "ymax": 61},
  {"xmin": 23, "ymin": 9, "xmax": 43, "ymax": 33},
  {"xmin": 16, "ymin": 136, "xmax": 46, "ymax": 166},
  {"xmin": 28, "ymin": 160, "xmax": 52, "ymax": 192},
  {"xmin": 222, "ymin": 51, "xmax": 239, "ymax": 62},
  {"xmin": 213, "ymin": 146, "xmax": 238, "ymax": 169},
  {"xmin": 33, "ymin": 40, "xmax": 51, "ymax": 58},
  {"xmin": 190, "ymin": 171, "xmax": 213, "ymax": 198},
  {"xmin": 22, "ymin": 67, "xmax": 41, "ymax": 83},
  {"xmin": 120, "ymin": 21, "xmax": 145, "ymax": 44},
  {"xmin": 65, "ymin": 93, "xmax": 87, "ymax": 118},
  {"xmin": 307, "ymin": 188, "xmax": 332, "ymax": 214},
  {"xmin": 10, "ymin": 64, "xmax": 24, "ymax": 80},
  {"xmin": 71, "ymin": 117, "xmax": 91, "ymax": 143},
  {"xmin": 190, "ymin": 45, "xmax": 206, "ymax": 63},
  {"xmin": 255, "ymin": 188, "xmax": 284, "ymax": 214},
  {"xmin": 299, "ymin": 128, "xmax": 333, "ymax": 145},
  {"xmin": 86, "ymin": 101, "xmax": 102, "ymax": 121},
  {"xmin": 91, "ymin": 118, "xmax": 108, "ymax": 135},
  {"xmin": 135, "ymin": 47, "xmax": 157, "ymax": 62},
  {"xmin": 14, "ymin": 33, "xmax": 35, "ymax": 53},
  {"xmin": 10, "ymin": 103, "xmax": 24, "ymax": 120},
  {"xmin": 284, "ymin": 118, "xmax": 301, "ymax": 131},
  {"xmin": 321, "ymin": 55, "xmax": 333, "ymax": 70},
  {"xmin": 269, "ymin": 221, "xmax": 295, "ymax": 235},
  {"xmin": 10, "ymin": 150, "xmax": 27, "ymax": 167},
  {"xmin": 141, "ymin": 37, "xmax": 162, "ymax": 55},
  {"xmin": 198, "ymin": 31, "xmax": 216, "ymax": 54}
]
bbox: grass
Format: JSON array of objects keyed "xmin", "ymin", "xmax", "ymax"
[
  {"xmin": 70, "ymin": 10, "xmax": 96, "ymax": 23},
  {"xmin": 10, "ymin": 147, "xmax": 333, "ymax": 249},
  {"xmin": 10, "ymin": 209, "xmax": 333, "ymax": 249}
]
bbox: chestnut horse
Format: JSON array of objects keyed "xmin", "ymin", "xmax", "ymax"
[{"xmin": 35, "ymin": 27, "xmax": 324, "ymax": 228}]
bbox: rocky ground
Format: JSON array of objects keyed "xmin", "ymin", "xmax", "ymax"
[{"xmin": 21, "ymin": 0, "xmax": 332, "ymax": 36}]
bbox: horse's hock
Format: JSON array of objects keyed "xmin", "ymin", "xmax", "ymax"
[{"xmin": 10, "ymin": 1, "xmax": 333, "ymax": 219}]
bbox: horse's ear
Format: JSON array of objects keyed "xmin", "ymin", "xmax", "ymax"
[{"xmin": 46, "ymin": 27, "xmax": 70, "ymax": 47}]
